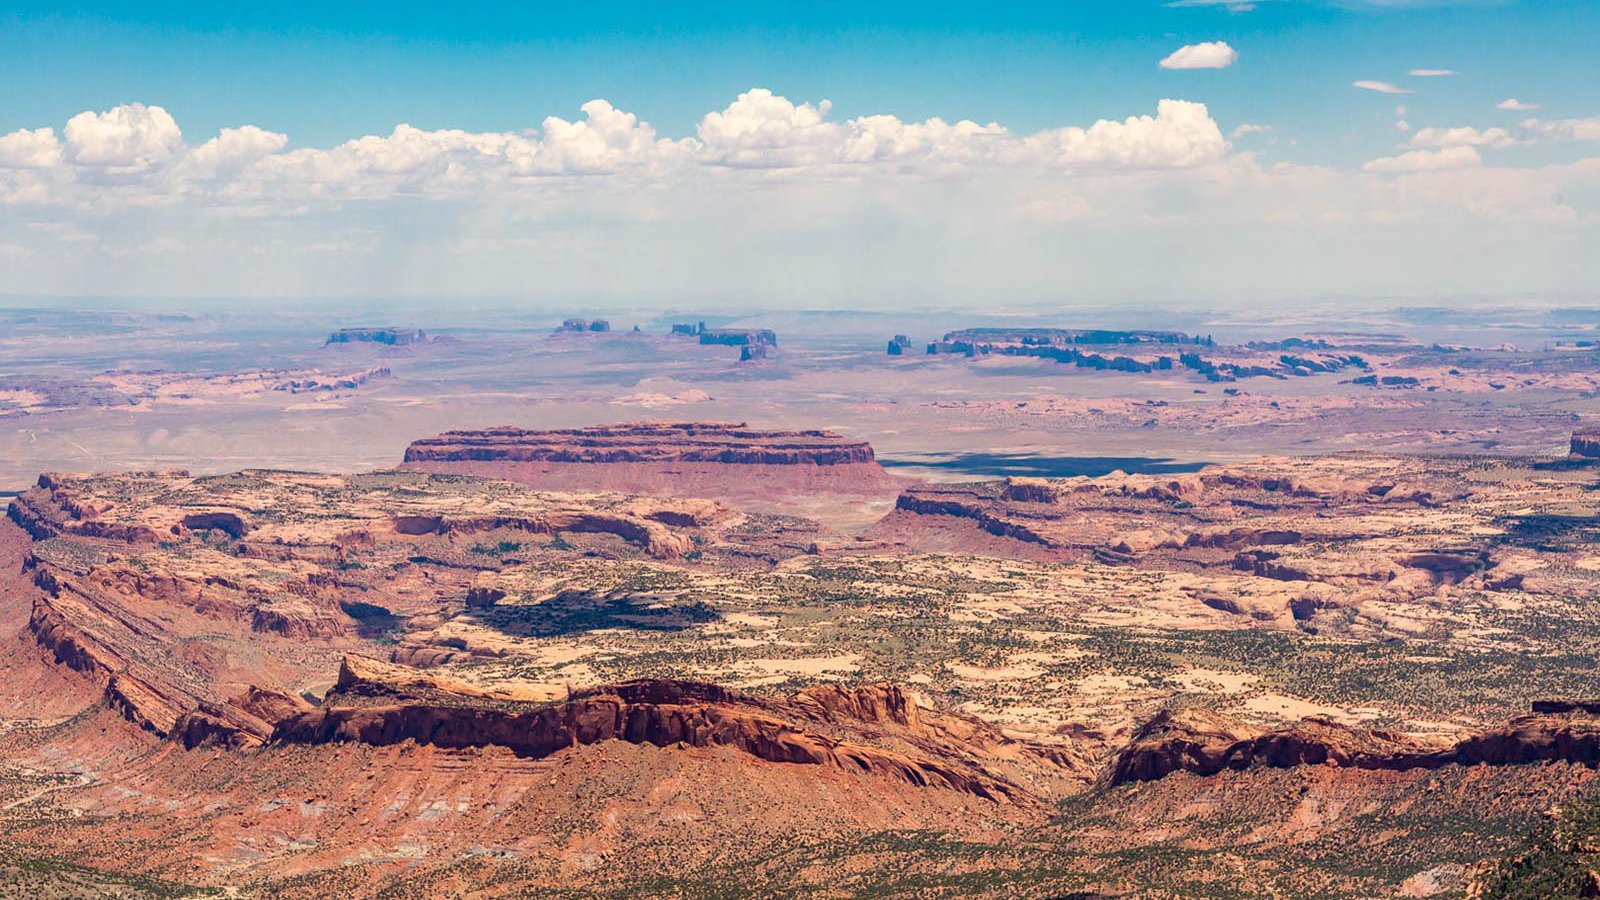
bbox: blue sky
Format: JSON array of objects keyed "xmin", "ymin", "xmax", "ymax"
[
  {"xmin": 1, "ymin": 1, "xmax": 1597, "ymax": 305},
  {"xmin": 4, "ymin": 1, "xmax": 1594, "ymax": 164}
]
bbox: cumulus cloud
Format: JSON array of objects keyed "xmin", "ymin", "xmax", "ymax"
[
  {"xmin": 1362, "ymin": 145, "xmax": 1482, "ymax": 172},
  {"xmin": 694, "ymin": 89, "xmax": 1223, "ymax": 171},
  {"xmin": 1522, "ymin": 115, "xmax": 1600, "ymax": 142},
  {"xmin": 696, "ymin": 89, "xmax": 842, "ymax": 168},
  {"xmin": 1406, "ymin": 125, "xmax": 1523, "ymax": 149},
  {"xmin": 62, "ymin": 103, "xmax": 183, "ymax": 169},
  {"xmin": 533, "ymin": 99, "xmax": 687, "ymax": 175},
  {"xmin": 3, "ymin": 88, "xmax": 1595, "ymax": 308},
  {"xmin": 1017, "ymin": 99, "xmax": 1228, "ymax": 168},
  {"xmin": 1497, "ymin": 98, "xmax": 1539, "ymax": 112},
  {"xmin": 185, "ymin": 125, "xmax": 289, "ymax": 179},
  {"xmin": 1159, "ymin": 41, "xmax": 1239, "ymax": 70},
  {"xmin": 0, "ymin": 128, "xmax": 63, "ymax": 169},
  {"xmin": 1353, "ymin": 80, "xmax": 1412, "ymax": 95},
  {"xmin": 1408, "ymin": 68, "xmax": 1457, "ymax": 77},
  {"xmin": 0, "ymin": 90, "xmax": 1238, "ymax": 219}
]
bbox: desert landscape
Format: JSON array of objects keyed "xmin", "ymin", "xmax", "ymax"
[
  {"xmin": 2, "ymin": 306, "xmax": 1600, "ymax": 896},
  {"xmin": 6, "ymin": 2, "xmax": 1600, "ymax": 896}
]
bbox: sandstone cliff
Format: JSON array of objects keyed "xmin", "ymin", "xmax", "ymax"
[
  {"xmin": 1110, "ymin": 704, "xmax": 1600, "ymax": 785},
  {"xmin": 269, "ymin": 656, "xmax": 1083, "ymax": 803}
]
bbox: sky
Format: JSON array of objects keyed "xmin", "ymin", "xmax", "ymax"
[{"xmin": 1, "ymin": 0, "xmax": 1598, "ymax": 308}]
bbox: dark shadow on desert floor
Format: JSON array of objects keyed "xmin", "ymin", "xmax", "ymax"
[
  {"xmin": 471, "ymin": 590, "xmax": 722, "ymax": 639},
  {"xmin": 880, "ymin": 451, "xmax": 1209, "ymax": 479}
]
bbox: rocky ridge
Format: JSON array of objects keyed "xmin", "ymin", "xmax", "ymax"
[
  {"xmin": 400, "ymin": 422, "xmax": 900, "ymax": 525},
  {"xmin": 267, "ymin": 655, "xmax": 1085, "ymax": 803},
  {"xmin": 1110, "ymin": 704, "xmax": 1600, "ymax": 785}
]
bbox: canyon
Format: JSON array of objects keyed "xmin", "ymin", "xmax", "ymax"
[
  {"xmin": 5, "ymin": 306, "xmax": 1600, "ymax": 897},
  {"xmin": 2, "ymin": 435, "xmax": 1600, "ymax": 895}
]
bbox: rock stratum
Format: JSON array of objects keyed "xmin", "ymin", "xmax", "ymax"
[
  {"xmin": 1572, "ymin": 428, "xmax": 1600, "ymax": 458},
  {"xmin": 4, "ymin": 453, "xmax": 1600, "ymax": 897},
  {"xmin": 269, "ymin": 655, "xmax": 1079, "ymax": 803},
  {"xmin": 1109, "ymin": 704, "xmax": 1600, "ymax": 785},
  {"xmin": 401, "ymin": 422, "xmax": 901, "ymax": 522},
  {"xmin": 403, "ymin": 421, "xmax": 877, "ymax": 467},
  {"xmin": 867, "ymin": 454, "xmax": 1529, "ymax": 624}
]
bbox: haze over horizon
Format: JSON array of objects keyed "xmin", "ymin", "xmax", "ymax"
[{"xmin": 2, "ymin": 0, "xmax": 1597, "ymax": 307}]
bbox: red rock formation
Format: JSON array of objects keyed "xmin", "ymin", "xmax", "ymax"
[
  {"xmin": 404, "ymin": 422, "xmax": 878, "ymax": 467},
  {"xmin": 1110, "ymin": 704, "xmax": 1600, "ymax": 785},
  {"xmin": 386, "ymin": 511, "xmax": 695, "ymax": 559},
  {"xmin": 270, "ymin": 657, "xmax": 1076, "ymax": 803},
  {"xmin": 1574, "ymin": 430, "xmax": 1600, "ymax": 458},
  {"xmin": 399, "ymin": 423, "xmax": 898, "ymax": 518}
]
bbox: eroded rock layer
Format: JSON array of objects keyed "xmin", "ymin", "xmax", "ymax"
[
  {"xmin": 1572, "ymin": 429, "xmax": 1600, "ymax": 458},
  {"xmin": 1110, "ymin": 705, "xmax": 1600, "ymax": 785},
  {"xmin": 270, "ymin": 656, "xmax": 1080, "ymax": 803},
  {"xmin": 400, "ymin": 422, "xmax": 899, "ymax": 519},
  {"xmin": 404, "ymin": 422, "xmax": 879, "ymax": 467}
]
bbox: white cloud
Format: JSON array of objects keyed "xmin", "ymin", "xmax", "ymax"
[
  {"xmin": 1407, "ymin": 125, "xmax": 1524, "ymax": 149},
  {"xmin": 62, "ymin": 103, "xmax": 183, "ymax": 169},
  {"xmin": 1396, "ymin": 120, "xmax": 1411, "ymax": 133},
  {"xmin": 3, "ymin": 89, "xmax": 1598, "ymax": 308},
  {"xmin": 0, "ymin": 128, "xmax": 63, "ymax": 169},
  {"xmin": 1014, "ymin": 99, "xmax": 1228, "ymax": 168},
  {"xmin": 185, "ymin": 125, "xmax": 289, "ymax": 179},
  {"xmin": 1408, "ymin": 68, "xmax": 1457, "ymax": 77},
  {"xmin": 1353, "ymin": 80, "xmax": 1412, "ymax": 95},
  {"xmin": 696, "ymin": 89, "xmax": 842, "ymax": 168},
  {"xmin": 1522, "ymin": 115, "xmax": 1600, "ymax": 142},
  {"xmin": 533, "ymin": 99, "xmax": 690, "ymax": 175},
  {"xmin": 1159, "ymin": 41, "xmax": 1239, "ymax": 70},
  {"xmin": 1497, "ymin": 98, "xmax": 1539, "ymax": 112},
  {"xmin": 1231, "ymin": 123, "xmax": 1270, "ymax": 139},
  {"xmin": 695, "ymin": 89, "xmax": 1224, "ymax": 171},
  {"xmin": 1363, "ymin": 145, "xmax": 1482, "ymax": 172}
]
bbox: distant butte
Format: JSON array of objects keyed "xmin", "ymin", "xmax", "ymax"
[
  {"xmin": 400, "ymin": 422, "xmax": 901, "ymax": 525},
  {"xmin": 325, "ymin": 326, "xmax": 426, "ymax": 347},
  {"xmin": 1572, "ymin": 428, "xmax": 1600, "ymax": 458}
]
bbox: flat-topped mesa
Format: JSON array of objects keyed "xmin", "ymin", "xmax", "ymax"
[
  {"xmin": 668, "ymin": 321, "xmax": 778, "ymax": 347},
  {"xmin": 922, "ymin": 327, "xmax": 1365, "ymax": 381},
  {"xmin": 1572, "ymin": 429, "xmax": 1600, "ymax": 458},
  {"xmin": 556, "ymin": 318, "xmax": 610, "ymax": 333},
  {"xmin": 404, "ymin": 422, "xmax": 876, "ymax": 467},
  {"xmin": 942, "ymin": 327, "xmax": 1206, "ymax": 347},
  {"xmin": 399, "ymin": 423, "xmax": 896, "ymax": 513},
  {"xmin": 325, "ymin": 327, "xmax": 426, "ymax": 347}
]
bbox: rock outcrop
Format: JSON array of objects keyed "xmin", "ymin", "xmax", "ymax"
[
  {"xmin": 1572, "ymin": 429, "xmax": 1600, "ymax": 458},
  {"xmin": 404, "ymin": 422, "xmax": 877, "ymax": 467},
  {"xmin": 1109, "ymin": 704, "xmax": 1600, "ymax": 785},
  {"xmin": 400, "ymin": 422, "xmax": 897, "ymax": 512},
  {"xmin": 325, "ymin": 327, "xmax": 425, "ymax": 346},
  {"xmin": 271, "ymin": 657, "xmax": 1081, "ymax": 803}
]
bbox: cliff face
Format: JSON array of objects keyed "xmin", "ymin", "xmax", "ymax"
[
  {"xmin": 403, "ymin": 422, "xmax": 878, "ymax": 467},
  {"xmin": 399, "ymin": 423, "xmax": 898, "ymax": 521},
  {"xmin": 270, "ymin": 657, "xmax": 1082, "ymax": 803},
  {"xmin": 325, "ymin": 327, "xmax": 425, "ymax": 346},
  {"xmin": 1109, "ymin": 705, "xmax": 1600, "ymax": 785},
  {"xmin": 1572, "ymin": 430, "xmax": 1600, "ymax": 458}
]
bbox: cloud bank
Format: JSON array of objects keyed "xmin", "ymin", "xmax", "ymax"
[{"xmin": 0, "ymin": 89, "xmax": 1596, "ymax": 305}]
